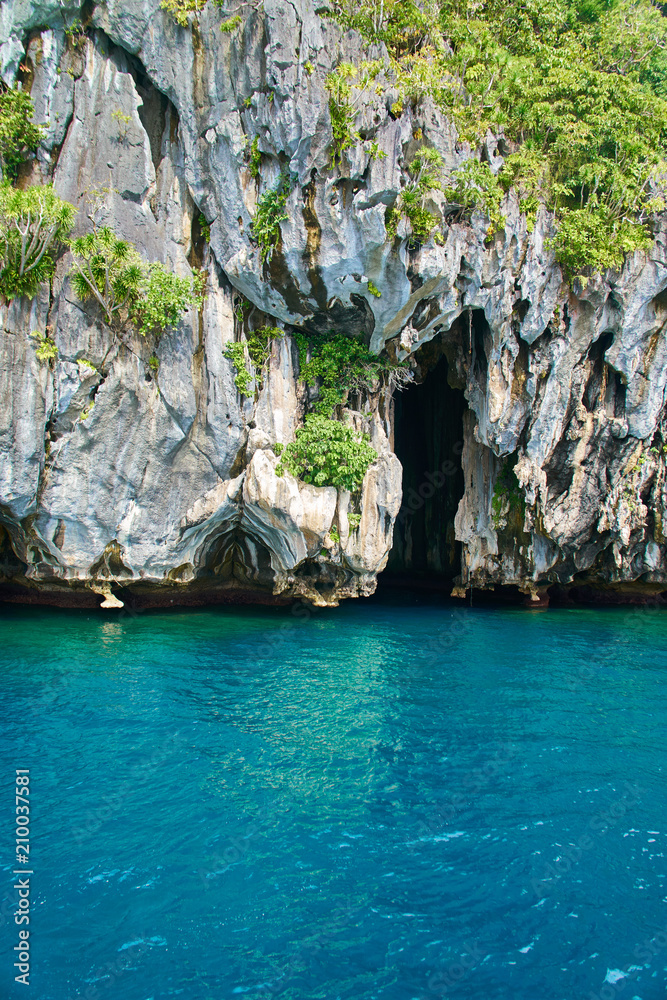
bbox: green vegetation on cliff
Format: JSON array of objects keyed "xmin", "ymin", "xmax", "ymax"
[
  {"xmin": 70, "ymin": 226, "xmax": 202, "ymax": 336},
  {"xmin": 0, "ymin": 86, "xmax": 43, "ymax": 181},
  {"xmin": 275, "ymin": 413, "xmax": 377, "ymax": 491},
  {"xmin": 224, "ymin": 324, "xmax": 284, "ymax": 394},
  {"xmin": 294, "ymin": 331, "xmax": 410, "ymax": 417},
  {"xmin": 326, "ymin": 0, "xmax": 667, "ymax": 276},
  {"xmin": 272, "ymin": 332, "xmax": 410, "ymax": 492},
  {"xmin": 251, "ymin": 177, "xmax": 290, "ymax": 263},
  {"xmin": 0, "ymin": 184, "xmax": 75, "ymax": 300}
]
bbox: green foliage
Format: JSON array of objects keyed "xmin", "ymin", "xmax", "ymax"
[
  {"xmin": 246, "ymin": 324, "xmax": 284, "ymax": 371},
  {"xmin": 389, "ymin": 146, "xmax": 444, "ymax": 244},
  {"xmin": 326, "ymin": 64, "xmax": 361, "ymax": 163},
  {"xmin": 304, "ymin": 60, "xmax": 315, "ymax": 75},
  {"xmin": 70, "ymin": 226, "xmax": 202, "ymax": 336},
  {"xmin": 276, "ymin": 414, "xmax": 377, "ymax": 490},
  {"xmin": 367, "ymin": 140, "xmax": 387, "ymax": 160},
  {"xmin": 224, "ymin": 341, "xmax": 253, "ymax": 394},
  {"xmin": 70, "ymin": 227, "xmax": 143, "ymax": 325},
  {"xmin": 278, "ymin": 326, "xmax": 406, "ymax": 496},
  {"xmin": 161, "ymin": 0, "xmax": 250, "ymax": 29},
  {"xmin": 445, "ymin": 159, "xmax": 505, "ymax": 237},
  {"xmin": 63, "ymin": 19, "xmax": 86, "ymax": 48},
  {"xmin": 367, "ymin": 279, "xmax": 381, "ymax": 297},
  {"xmin": 220, "ymin": 13, "xmax": 242, "ymax": 30},
  {"xmin": 234, "ymin": 296, "xmax": 251, "ymax": 324},
  {"xmin": 295, "ymin": 330, "xmax": 409, "ymax": 416},
  {"xmin": 248, "ymin": 136, "xmax": 262, "ymax": 180},
  {"xmin": 160, "ymin": 0, "xmax": 200, "ymax": 26},
  {"xmin": 0, "ymin": 87, "xmax": 43, "ymax": 181},
  {"xmin": 111, "ymin": 109, "xmax": 131, "ymax": 142},
  {"xmin": 347, "ymin": 511, "xmax": 361, "ymax": 529},
  {"xmin": 132, "ymin": 262, "xmax": 203, "ymax": 338},
  {"xmin": 148, "ymin": 353, "xmax": 160, "ymax": 373},
  {"xmin": 198, "ymin": 213, "xmax": 211, "ymax": 242},
  {"xmin": 385, "ymin": 204, "xmax": 400, "ymax": 240},
  {"xmin": 325, "ymin": 61, "xmax": 383, "ymax": 164},
  {"xmin": 30, "ymin": 330, "xmax": 57, "ymax": 362},
  {"xmin": 325, "ymin": 0, "xmax": 667, "ymax": 276},
  {"xmin": 546, "ymin": 207, "xmax": 652, "ymax": 279},
  {"xmin": 224, "ymin": 326, "xmax": 283, "ymax": 395},
  {"xmin": 329, "ymin": 524, "xmax": 341, "ymax": 543},
  {"xmin": 0, "ymin": 184, "xmax": 76, "ymax": 300},
  {"xmin": 491, "ymin": 457, "xmax": 525, "ymax": 530},
  {"xmin": 251, "ymin": 177, "xmax": 290, "ymax": 262}
]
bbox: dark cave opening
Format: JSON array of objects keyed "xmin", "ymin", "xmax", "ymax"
[{"xmin": 384, "ymin": 350, "xmax": 467, "ymax": 584}]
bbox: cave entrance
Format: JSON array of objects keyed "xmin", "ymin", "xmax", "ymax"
[{"xmin": 384, "ymin": 347, "xmax": 467, "ymax": 584}]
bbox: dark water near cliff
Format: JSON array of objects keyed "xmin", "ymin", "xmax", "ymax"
[{"xmin": 0, "ymin": 595, "xmax": 666, "ymax": 1000}]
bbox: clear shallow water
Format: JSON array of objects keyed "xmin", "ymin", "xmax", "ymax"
[{"xmin": 0, "ymin": 594, "xmax": 666, "ymax": 1000}]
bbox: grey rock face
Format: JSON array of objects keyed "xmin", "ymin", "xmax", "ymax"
[{"xmin": 0, "ymin": 0, "xmax": 666, "ymax": 606}]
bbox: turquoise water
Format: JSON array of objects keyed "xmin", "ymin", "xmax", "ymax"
[{"xmin": 1, "ymin": 594, "xmax": 666, "ymax": 1000}]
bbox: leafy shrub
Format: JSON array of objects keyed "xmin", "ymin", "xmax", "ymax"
[
  {"xmin": 387, "ymin": 146, "xmax": 444, "ymax": 245},
  {"xmin": 198, "ymin": 213, "xmax": 211, "ymax": 242},
  {"xmin": 445, "ymin": 159, "xmax": 505, "ymax": 237},
  {"xmin": 224, "ymin": 325, "xmax": 283, "ymax": 395},
  {"xmin": 63, "ymin": 19, "xmax": 86, "ymax": 48},
  {"xmin": 325, "ymin": 0, "xmax": 667, "ymax": 276},
  {"xmin": 546, "ymin": 207, "xmax": 652, "ymax": 279},
  {"xmin": 30, "ymin": 330, "xmax": 57, "ymax": 362},
  {"xmin": 224, "ymin": 341, "xmax": 253, "ymax": 394},
  {"xmin": 248, "ymin": 136, "xmax": 261, "ymax": 180},
  {"xmin": 161, "ymin": 0, "xmax": 253, "ymax": 28},
  {"xmin": 246, "ymin": 324, "xmax": 284, "ymax": 370},
  {"xmin": 251, "ymin": 177, "xmax": 290, "ymax": 262},
  {"xmin": 0, "ymin": 87, "xmax": 43, "ymax": 181},
  {"xmin": 133, "ymin": 262, "xmax": 203, "ymax": 338},
  {"xmin": 70, "ymin": 226, "xmax": 202, "ymax": 336},
  {"xmin": 276, "ymin": 414, "xmax": 377, "ymax": 491},
  {"xmin": 160, "ymin": 0, "xmax": 201, "ymax": 26},
  {"xmin": 325, "ymin": 61, "xmax": 383, "ymax": 164},
  {"xmin": 367, "ymin": 140, "xmax": 387, "ymax": 160},
  {"xmin": 367, "ymin": 279, "xmax": 381, "ymax": 297},
  {"xmin": 220, "ymin": 13, "xmax": 242, "ymax": 30},
  {"xmin": 295, "ymin": 330, "xmax": 411, "ymax": 416},
  {"xmin": 111, "ymin": 109, "xmax": 131, "ymax": 142},
  {"xmin": 0, "ymin": 184, "xmax": 76, "ymax": 300}
]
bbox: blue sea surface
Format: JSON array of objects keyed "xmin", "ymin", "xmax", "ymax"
[{"xmin": 0, "ymin": 594, "xmax": 666, "ymax": 1000}]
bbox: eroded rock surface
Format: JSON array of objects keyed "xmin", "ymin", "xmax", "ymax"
[{"xmin": 1, "ymin": 0, "xmax": 666, "ymax": 606}]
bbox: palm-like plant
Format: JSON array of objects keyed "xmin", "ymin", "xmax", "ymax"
[
  {"xmin": 0, "ymin": 184, "xmax": 76, "ymax": 300},
  {"xmin": 69, "ymin": 227, "xmax": 144, "ymax": 326}
]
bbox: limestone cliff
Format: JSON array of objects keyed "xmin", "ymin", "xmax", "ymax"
[{"xmin": 1, "ymin": 0, "xmax": 666, "ymax": 607}]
